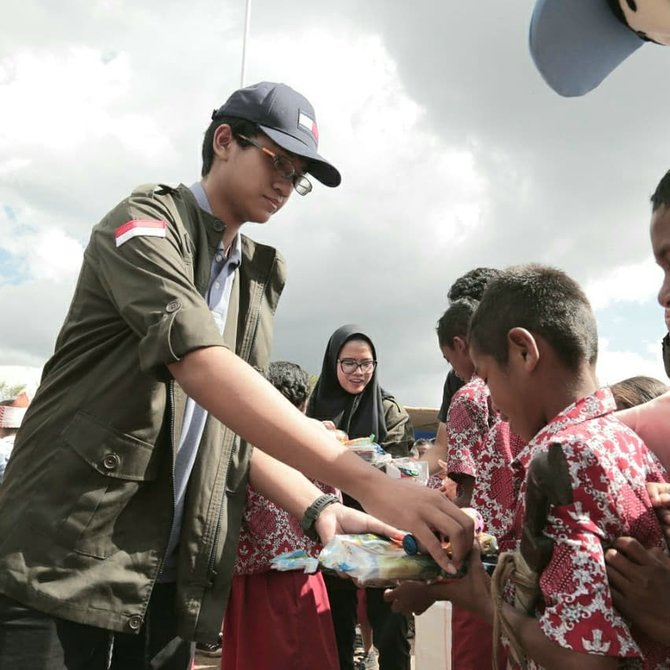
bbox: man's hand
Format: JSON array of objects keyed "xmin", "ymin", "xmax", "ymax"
[
  {"xmin": 664, "ymin": 307, "xmax": 670, "ymax": 332},
  {"xmin": 606, "ymin": 536, "xmax": 670, "ymax": 645},
  {"xmin": 356, "ymin": 477, "xmax": 474, "ymax": 575},
  {"xmin": 384, "ymin": 581, "xmax": 436, "ymax": 616},
  {"xmin": 314, "ymin": 502, "xmax": 400, "ymax": 546}
]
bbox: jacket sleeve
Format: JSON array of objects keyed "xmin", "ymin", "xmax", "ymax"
[
  {"xmin": 88, "ymin": 189, "xmax": 225, "ymax": 377},
  {"xmin": 380, "ymin": 397, "xmax": 414, "ymax": 458}
]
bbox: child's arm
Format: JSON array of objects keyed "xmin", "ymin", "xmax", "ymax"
[
  {"xmin": 386, "ymin": 550, "xmax": 618, "ymax": 670},
  {"xmin": 501, "ymin": 605, "xmax": 619, "ymax": 670},
  {"xmin": 420, "ymin": 421, "xmax": 448, "ymax": 476}
]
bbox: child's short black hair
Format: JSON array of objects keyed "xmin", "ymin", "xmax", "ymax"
[
  {"xmin": 201, "ymin": 115, "xmax": 260, "ymax": 177},
  {"xmin": 651, "ymin": 170, "xmax": 670, "ymax": 213},
  {"xmin": 447, "ymin": 267, "xmax": 500, "ymax": 303},
  {"xmin": 267, "ymin": 361, "xmax": 310, "ymax": 409},
  {"xmin": 468, "ymin": 264, "xmax": 598, "ymax": 371},
  {"xmin": 436, "ymin": 298, "xmax": 479, "ymax": 348}
]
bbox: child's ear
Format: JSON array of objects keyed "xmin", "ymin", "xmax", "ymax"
[
  {"xmin": 453, "ymin": 336, "xmax": 468, "ymax": 354},
  {"xmin": 507, "ymin": 327, "xmax": 539, "ymax": 372}
]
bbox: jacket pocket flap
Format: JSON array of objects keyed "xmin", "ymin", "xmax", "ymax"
[{"xmin": 62, "ymin": 411, "xmax": 160, "ymax": 482}]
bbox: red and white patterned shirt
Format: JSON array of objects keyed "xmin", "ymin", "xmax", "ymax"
[
  {"xmin": 472, "ymin": 419, "xmax": 525, "ymax": 551},
  {"xmin": 446, "ymin": 376, "xmax": 525, "ymax": 547},
  {"xmin": 234, "ymin": 483, "xmax": 339, "ymax": 575},
  {"xmin": 507, "ymin": 389, "xmax": 670, "ymax": 669},
  {"xmin": 445, "ymin": 376, "xmax": 495, "ymax": 480}
]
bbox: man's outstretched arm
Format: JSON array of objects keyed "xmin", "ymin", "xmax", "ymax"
[{"xmin": 168, "ymin": 346, "xmax": 474, "ymax": 571}]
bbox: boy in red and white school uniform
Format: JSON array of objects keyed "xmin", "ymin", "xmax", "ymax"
[
  {"xmin": 437, "ymin": 297, "xmax": 522, "ymax": 668},
  {"xmin": 387, "ymin": 264, "xmax": 670, "ymax": 669}
]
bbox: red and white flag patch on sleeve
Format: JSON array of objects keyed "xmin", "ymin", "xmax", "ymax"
[{"xmin": 114, "ymin": 219, "xmax": 167, "ymax": 247}]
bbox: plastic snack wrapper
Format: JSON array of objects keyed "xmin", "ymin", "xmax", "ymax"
[
  {"xmin": 318, "ymin": 533, "xmax": 446, "ymax": 587},
  {"xmin": 385, "ymin": 457, "xmax": 429, "ymax": 486},
  {"xmin": 344, "ymin": 435, "xmax": 390, "ymax": 467},
  {"xmin": 271, "ymin": 549, "xmax": 319, "ymax": 574}
]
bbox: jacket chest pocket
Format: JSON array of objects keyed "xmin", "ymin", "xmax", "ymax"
[{"xmin": 58, "ymin": 412, "xmax": 163, "ymax": 560}]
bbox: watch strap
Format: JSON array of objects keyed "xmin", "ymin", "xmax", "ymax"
[{"xmin": 300, "ymin": 493, "xmax": 339, "ymax": 541}]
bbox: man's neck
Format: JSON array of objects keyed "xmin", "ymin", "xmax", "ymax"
[{"xmin": 197, "ymin": 178, "xmax": 242, "ymax": 252}]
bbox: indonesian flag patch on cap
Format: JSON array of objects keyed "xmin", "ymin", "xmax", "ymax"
[
  {"xmin": 298, "ymin": 111, "xmax": 319, "ymax": 141},
  {"xmin": 115, "ymin": 219, "xmax": 167, "ymax": 248}
]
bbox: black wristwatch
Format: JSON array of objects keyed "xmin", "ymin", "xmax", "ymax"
[{"xmin": 300, "ymin": 494, "xmax": 339, "ymax": 541}]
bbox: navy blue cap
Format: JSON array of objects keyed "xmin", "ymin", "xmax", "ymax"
[
  {"xmin": 212, "ymin": 81, "xmax": 341, "ymax": 187},
  {"xmin": 529, "ymin": 0, "xmax": 644, "ymax": 97}
]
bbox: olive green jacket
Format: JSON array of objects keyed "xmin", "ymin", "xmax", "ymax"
[{"xmin": 0, "ymin": 184, "xmax": 286, "ymax": 642}]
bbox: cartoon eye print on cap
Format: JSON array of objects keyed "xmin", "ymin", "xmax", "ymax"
[{"xmin": 619, "ymin": 0, "xmax": 670, "ymax": 44}]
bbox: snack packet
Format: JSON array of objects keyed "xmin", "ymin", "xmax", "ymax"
[
  {"xmin": 385, "ymin": 457, "xmax": 429, "ymax": 486},
  {"xmin": 318, "ymin": 533, "xmax": 445, "ymax": 587},
  {"xmin": 345, "ymin": 435, "xmax": 391, "ymax": 467},
  {"xmin": 271, "ymin": 549, "xmax": 319, "ymax": 574}
]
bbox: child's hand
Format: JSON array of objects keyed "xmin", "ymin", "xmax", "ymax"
[
  {"xmin": 606, "ymin": 536, "xmax": 670, "ymax": 645},
  {"xmin": 384, "ymin": 581, "xmax": 436, "ymax": 616},
  {"xmin": 647, "ymin": 482, "xmax": 670, "ymax": 545},
  {"xmin": 437, "ymin": 460, "xmax": 458, "ymax": 501}
]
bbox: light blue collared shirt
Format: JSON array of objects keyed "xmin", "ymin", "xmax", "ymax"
[{"xmin": 160, "ymin": 182, "xmax": 242, "ymax": 581}]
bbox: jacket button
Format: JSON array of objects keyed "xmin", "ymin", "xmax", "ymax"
[
  {"xmin": 166, "ymin": 300, "xmax": 181, "ymax": 313},
  {"xmin": 102, "ymin": 454, "xmax": 120, "ymax": 470},
  {"xmin": 213, "ymin": 220, "xmax": 224, "ymax": 232},
  {"xmin": 127, "ymin": 614, "xmax": 143, "ymax": 631}
]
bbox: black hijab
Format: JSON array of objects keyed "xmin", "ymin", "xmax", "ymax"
[{"xmin": 307, "ymin": 324, "xmax": 390, "ymax": 443}]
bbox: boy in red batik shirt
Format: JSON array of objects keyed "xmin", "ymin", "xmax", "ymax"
[
  {"xmin": 436, "ymin": 297, "xmax": 522, "ymax": 668},
  {"xmin": 387, "ymin": 264, "xmax": 670, "ymax": 670}
]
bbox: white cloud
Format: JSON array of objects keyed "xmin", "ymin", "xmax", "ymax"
[
  {"xmin": 585, "ymin": 260, "xmax": 661, "ymax": 311},
  {"xmin": 2, "ymin": 0, "xmax": 669, "ymax": 410},
  {"xmin": 597, "ymin": 337, "xmax": 668, "ymax": 388}
]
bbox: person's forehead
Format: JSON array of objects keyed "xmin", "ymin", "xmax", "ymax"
[{"xmin": 340, "ymin": 340, "xmax": 373, "ymax": 355}]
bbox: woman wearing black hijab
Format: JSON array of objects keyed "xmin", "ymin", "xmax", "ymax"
[{"xmin": 307, "ymin": 324, "xmax": 413, "ymax": 670}]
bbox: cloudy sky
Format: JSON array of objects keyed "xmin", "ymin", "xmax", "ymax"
[{"xmin": 2, "ymin": 0, "xmax": 670, "ymax": 406}]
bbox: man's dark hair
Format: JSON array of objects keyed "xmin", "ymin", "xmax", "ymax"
[
  {"xmin": 267, "ymin": 361, "xmax": 310, "ymax": 409},
  {"xmin": 651, "ymin": 170, "xmax": 670, "ymax": 213},
  {"xmin": 201, "ymin": 116, "xmax": 260, "ymax": 177},
  {"xmin": 436, "ymin": 298, "xmax": 479, "ymax": 348},
  {"xmin": 468, "ymin": 264, "xmax": 598, "ymax": 371},
  {"xmin": 447, "ymin": 267, "xmax": 500, "ymax": 303}
]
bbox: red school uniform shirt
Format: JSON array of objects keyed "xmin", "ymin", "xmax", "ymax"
[
  {"xmin": 472, "ymin": 420, "xmax": 525, "ymax": 551},
  {"xmin": 445, "ymin": 375, "xmax": 495, "ymax": 480},
  {"xmin": 446, "ymin": 376, "xmax": 525, "ymax": 546},
  {"xmin": 234, "ymin": 483, "xmax": 339, "ymax": 575},
  {"xmin": 507, "ymin": 389, "xmax": 670, "ymax": 669}
]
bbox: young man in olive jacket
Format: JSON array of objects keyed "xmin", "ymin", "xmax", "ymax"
[{"xmin": 0, "ymin": 82, "xmax": 473, "ymax": 669}]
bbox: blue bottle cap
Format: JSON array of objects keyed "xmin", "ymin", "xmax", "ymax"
[{"xmin": 402, "ymin": 534, "xmax": 419, "ymax": 556}]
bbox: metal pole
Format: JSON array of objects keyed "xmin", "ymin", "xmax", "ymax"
[{"xmin": 240, "ymin": 0, "xmax": 252, "ymax": 87}]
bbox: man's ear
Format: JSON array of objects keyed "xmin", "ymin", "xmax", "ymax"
[
  {"xmin": 507, "ymin": 327, "xmax": 539, "ymax": 372},
  {"xmin": 212, "ymin": 124, "xmax": 234, "ymax": 160}
]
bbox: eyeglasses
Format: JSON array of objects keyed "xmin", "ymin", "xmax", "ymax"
[
  {"xmin": 236, "ymin": 134, "xmax": 312, "ymax": 196},
  {"xmin": 338, "ymin": 359, "xmax": 377, "ymax": 374}
]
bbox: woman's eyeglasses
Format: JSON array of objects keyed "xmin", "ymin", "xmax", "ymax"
[{"xmin": 338, "ymin": 359, "xmax": 377, "ymax": 374}]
